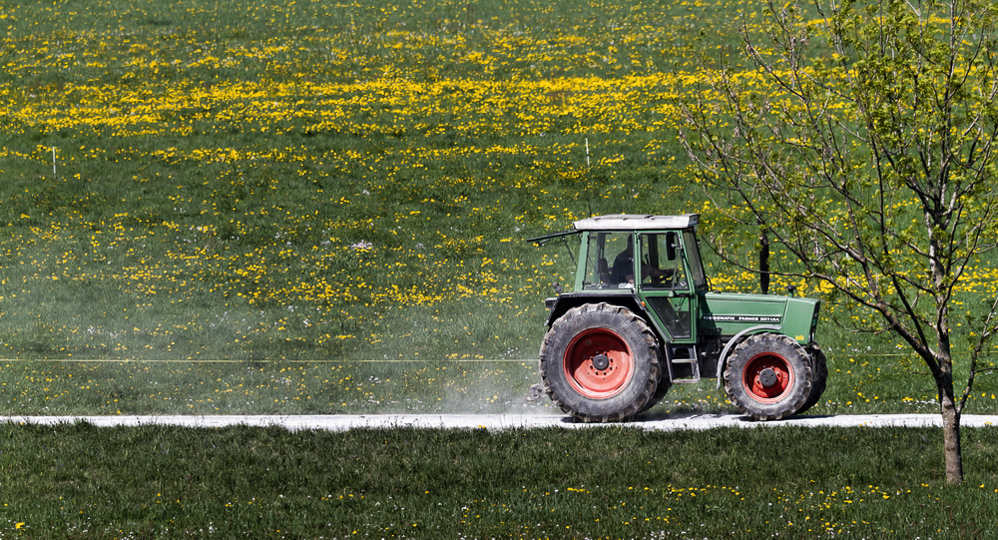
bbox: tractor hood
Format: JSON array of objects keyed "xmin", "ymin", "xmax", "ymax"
[{"xmin": 701, "ymin": 292, "xmax": 820, "ymax": 345}]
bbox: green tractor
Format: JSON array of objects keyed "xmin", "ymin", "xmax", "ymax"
[{"xmin": 529, "ymin": 214, "xmax": 826, "ymax": 422}]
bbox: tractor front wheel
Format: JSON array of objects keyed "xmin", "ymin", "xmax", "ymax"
[
  {"xmin": 723, "ymin": 334, "xmax": 813, "ymax": 421},
  {"xmin": 540, "ymin": 303, "xmax": 661, "ymax": 422}
]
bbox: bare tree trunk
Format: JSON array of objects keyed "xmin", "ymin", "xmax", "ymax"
[{"xmin": 939, "ymin": 372, "xmax": 964, "ymax": 484}]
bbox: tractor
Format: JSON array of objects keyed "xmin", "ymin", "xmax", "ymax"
[{"xmin": 528, "ymin": 214, "xmax": 826, "ymax": 422}]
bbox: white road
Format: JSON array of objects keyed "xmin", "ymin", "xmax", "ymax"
[{"xmin": 5, "ymin": 413, "xmax": 998, "ymax": 431}]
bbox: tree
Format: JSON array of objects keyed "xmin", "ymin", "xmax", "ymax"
[{"xmin": 679, "ymin": 0, "xmax": 998, "ymax": 483}]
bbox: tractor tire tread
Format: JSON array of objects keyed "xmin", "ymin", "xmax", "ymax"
[
  {"xmin": 723, "ymin": 333, "xmax": 812, "ymax": 421},
  {"xmin": 539, "ymin": 302, "xmax": 661, "ymax": 423}
]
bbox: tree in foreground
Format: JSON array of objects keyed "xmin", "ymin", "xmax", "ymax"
[{"xmin": 680, "ymin": 0, "xmax": 998, "ymax": 483}]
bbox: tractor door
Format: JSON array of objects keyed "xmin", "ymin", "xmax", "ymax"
[
  {"xmin": 636, "ymin": 231, "xmax": 697, "ymax": 342},
  {"xmin": 637, "ymin": 231, "xmax": 702, "ymax": 382}
]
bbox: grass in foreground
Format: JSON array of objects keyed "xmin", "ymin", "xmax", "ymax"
[{"xmin": 3, "ymin": 424, "xmax": 998, "ymax": 538}]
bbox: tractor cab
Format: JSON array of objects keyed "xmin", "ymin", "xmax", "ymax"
[{"xmin": 532, "ymin": 214, "xmax": 707, "ymax": 347}]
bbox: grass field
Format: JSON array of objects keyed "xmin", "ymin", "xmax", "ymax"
[
  {"xmin": 2, "ymin": 0, "xmax": 996, "ymax": 413},
  {"xmin": 0, "ymin": 0, "xmax": 855, "ymax": 365},
  {"xmin": 3, "ymin": 0, "xmax": 998, "ymax": 537},
  {"xmin": 5, "ymin": 424, "xmax": 998, "ymax": 539}
]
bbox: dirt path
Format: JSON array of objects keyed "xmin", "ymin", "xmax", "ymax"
[{"xmin": 6, "ymin": 413, "xmax": 998, "ymax": 431}]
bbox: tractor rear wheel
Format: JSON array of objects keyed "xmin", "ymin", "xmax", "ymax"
[
  {"xmin": 540, "ymin": 303, "xmax": 661, "ymax": 422},
  {"xmin": 723, "ymin": 334, "xmax": 813, "ymax": 421}
]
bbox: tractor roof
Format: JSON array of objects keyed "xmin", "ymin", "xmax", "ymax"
[{"xmin": 572, "ymin": 214, "xmax": 699, "ymax": 231}]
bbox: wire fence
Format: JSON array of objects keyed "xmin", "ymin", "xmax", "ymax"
[{"xmin": 1, "ymin": 352, "xmax": 994, "ymax": 364}]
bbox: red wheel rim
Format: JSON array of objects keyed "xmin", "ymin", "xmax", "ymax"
[
  {"xmin": 563, "ymin": 328, "xmax": 634, "ymax": 399},
  {"xmin": 741, "ymin": 352, "xmax": 794, "ymax": 403}
]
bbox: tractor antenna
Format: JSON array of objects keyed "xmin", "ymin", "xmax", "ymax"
[{"xmin": 585, "ymin": 137, "xmax": 594, "ymax": 217}]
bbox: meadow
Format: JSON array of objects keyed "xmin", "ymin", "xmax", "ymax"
[
  {"xmin": 3, "ymin": 0, "xmax": 998, "ymax": 536},
  {"xmin": 0, "ymin": 0, "xmax": 996, "ymax": 415},
  {"xmin": 0, "ymin": 0, "xmax": 833, "ymax": 365}
]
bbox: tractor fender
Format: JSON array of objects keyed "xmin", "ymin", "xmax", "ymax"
[
  {"xmin": 544, "ymin": 292, "xmax": 645, "ymax": 328},
  {"xmin": 714, "ymin": 324, "xmax": 782, "ymax": 389}
]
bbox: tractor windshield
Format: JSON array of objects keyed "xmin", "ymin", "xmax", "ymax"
[{"xmin": 582, "ymin": 232, "xmax": 633, "ymax": 289}]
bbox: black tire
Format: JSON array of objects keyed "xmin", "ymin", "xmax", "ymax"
[
  {"xmin": 539, "ymin": 303, "xmax": 661, "ymax": 422},
  {"xmin": 797, "ymin": 346, "xmax": 828, "ymax": 415},
  {"xmin": 640, "ymin": 374, "xmax": 671, "ymax": 413},
  {"xmin": 723, "ymin": 334, "xmax": 813, "ymax": 421}
]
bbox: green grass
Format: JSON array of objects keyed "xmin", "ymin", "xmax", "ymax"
[
  {"xmin": 5, "ymin": 0, "xmax": 993, "ymax": 366},
  {"xmin": 0, "ymin": 0, "xmax": 744, "ymax": 363},
  {"xmin": 4, "ymin": 0, "xmax": 998, "ymax": 536},
  {"xmin": 4, "ymin": 423, "xmax": 998, "ymax": 538}
]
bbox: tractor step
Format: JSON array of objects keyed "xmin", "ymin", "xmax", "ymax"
[{"xmin": 668, "ymin": 344, "xmax": 701, "ymax": 383}]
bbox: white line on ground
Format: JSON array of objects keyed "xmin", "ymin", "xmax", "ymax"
[{"xmin": 4, "ymin": 414, "xmax": 998, "ymax": 431}]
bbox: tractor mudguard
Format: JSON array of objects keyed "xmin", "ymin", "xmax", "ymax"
[{"xmin": 544, "ymin": 292, "xmax": 645, "ymax": 328}]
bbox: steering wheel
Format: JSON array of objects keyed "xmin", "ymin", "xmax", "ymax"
[{"xmin": 650, "ymin": 268, "xmax": 676, "ymax": 287}]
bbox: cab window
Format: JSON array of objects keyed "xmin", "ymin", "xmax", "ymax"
[
  {"xmin": 582, "ymin": 232, "xmax": 633, "ymax": 289},
  {"xmin": 639, "ymin": 232, "xmax": 688, "ymax": 290}
]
